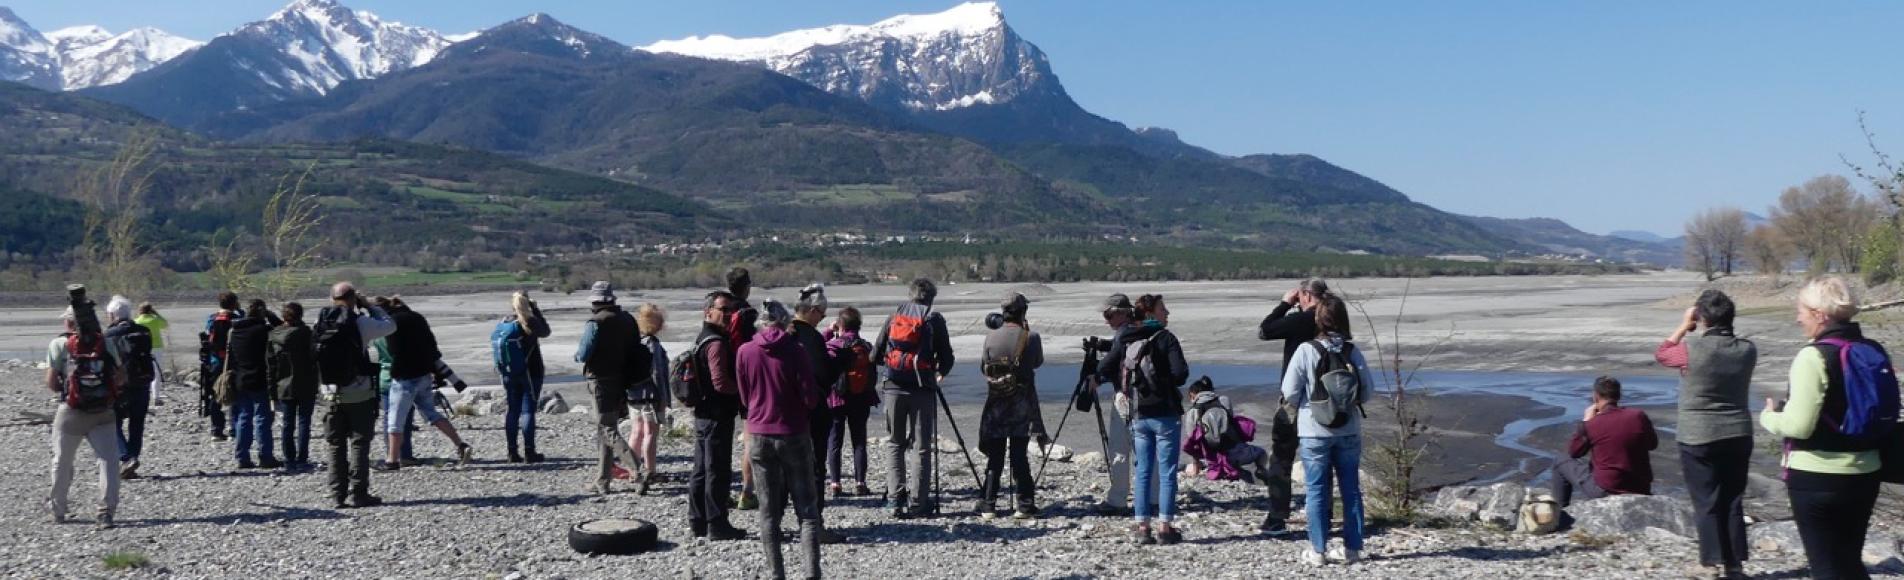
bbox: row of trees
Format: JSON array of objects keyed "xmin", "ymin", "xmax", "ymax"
[{"xmin": 1685, "ymin": 174, "xmax": 1888, "ymax": 282}]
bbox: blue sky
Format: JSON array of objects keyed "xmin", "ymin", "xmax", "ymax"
[{"xmin": 13, "ymin": 0, "xmax": 1904, "ymax": 236}]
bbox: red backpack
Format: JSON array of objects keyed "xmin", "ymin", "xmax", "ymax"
[
  {"xmin": 65, "ymin": 332, "xmax": 117, "ymax": 411},
  {"xmin": 883, "ymin": 303, "xmax": 936, "ymax": 371},
  {"xmin": 839, "ymin": 339, "xmax": 877, "ymax": 396}
]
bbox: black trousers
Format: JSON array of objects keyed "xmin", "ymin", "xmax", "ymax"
[
  {"xmin": 807, "ymin": 404, "xmax": 831, "ymax": 511},
  {"xmin": 689, "ymin": 412, "xmax": 737, "ymax": 531},
  {"xmin": 979, "ymin": 435, "xmax": 1034, "ymax": 510},
  {"xmin": 323, "ymin": 399, "xmax": 377, "ymax": 500},
  {"xmin": 1681, "ymin": 438, "xmax": 1751, "ymax": 567},
  {"xmin": 1788, "ymin": 469, "xmax": 1880, "ymax": 580}
]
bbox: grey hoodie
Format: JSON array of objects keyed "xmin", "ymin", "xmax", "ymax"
[
  {"xmin": 1278, "ymin": 333, "xmax": 1373, "ymax": 438},
  {"xmin": 1185, "ymin": 391, "xmax": 1233, "ymax": 448}
]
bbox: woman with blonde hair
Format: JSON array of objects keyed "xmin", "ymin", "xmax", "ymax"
[
  {"xmin": 1761, "ymin": 276, "xmax": 1891, "ymax": 580},
  {"xmin": 627, "ymin": 302, "xmax": 671, "ymax": 494},
  {"xmin": 493, "ymin": 291, "xmax": 551, "ymax": 463}
]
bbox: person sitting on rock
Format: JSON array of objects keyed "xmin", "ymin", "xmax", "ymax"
[{"xmin": 1553, "ymin": 376, "xmax": 1657, "ymax": 507}]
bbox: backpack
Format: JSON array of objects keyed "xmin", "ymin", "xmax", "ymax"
[
  {"xmin": 982, "ymin": 327, "xmax": 1032, "ymax": 399},
  {"xmin": 64, "ymin": 332, "xmax": 117, "ymax": 411},
  {"xmin": 670, "ymin": 335, "xmax": 722, "ymax": 407},
  {"xmin": 837, "ymin": 339, "xmax": 877, "ymax": 396},
  {"xmin": 1308, "ymin": 340, "xmax": 1366, "ymax": 429},
  {"xmin": 201, "ymin": 310, "xmax": 234, "ymax": 367},
  {"xmin": 883, "ymin": 303, "xmax": 937, "ymax": 372},
  {"xmin": 312, "ymin": 307, "xmax": 367, "ymax": 386},
  {"xmin": 1120, "ymin": 334, "xmax": 1158, "ymax": 399},
  {"xmin": 1814, "ymin": 338, "xmax": 1901, "ymax": 443},
  {"xmin": 1194, "ymin": 394, "xmax": 1258, "ymax": 451},
  {"xmin": 105, "ymin": 321, "xmax": 155, "ymax": 393},
  {"xmin": 492, "ymin": 319, "xmax": 529, "ymax": 380}
]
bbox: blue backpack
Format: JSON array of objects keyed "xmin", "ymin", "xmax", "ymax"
[
  {"xmin": 492, "ymin": 319, "xmax": 529, "ymax": 380},
  {"xmin": 1816, "ymin": 337, "xmax": 1901, "ymax": 441}
]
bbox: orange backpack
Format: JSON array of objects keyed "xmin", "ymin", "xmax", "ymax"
[{"xmin": 883, "ymin": 303, "xmax": 936, "ymax": 372}]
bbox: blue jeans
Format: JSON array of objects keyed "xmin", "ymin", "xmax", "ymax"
[
  {"xmin": 503, "ymin": 375, "xmax": 541, "ymax": 454},
  {"xmin": 231, "ymin": 390, "xmax": 277, "ymax": 464},
  {"xmin": 384, "ymin": 375, "xmax": 445, "ymax": 433},
  {"xmin": 1131, "ymin": 416, "xmax": 1182, "ymax": 524},
  {"xmin": 277, "ymin": 400, "xmax": 315, "ymax": 465},
  {"xmin": 1299, "ymin": 435, "xmax": 1365, "ymax": 553}
]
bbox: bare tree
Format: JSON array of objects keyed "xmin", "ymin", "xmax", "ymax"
[
  {"xmin": 259, "ymin": 167, "xmax": 326, "ymax": 302},
  {"xmin": 206, "ymin": 231, "xmax": 257, "ymax": 296},
  {"xmin": 1745, "ymin": 225, "xmax": 1792, "ymax": 283},
  {"xmin": 1684, "ymin": 214, "xmax": 1717, "ymax": 281},
  {"xmin": 1345, "ymin": 280, "xmax": 1450, "ymax": 520},
  {"xmin": 75, "ymin": 132, "xmax": 159, "ymax": 295},
  {"xmin": 1770, "ymin": 175, "xmax": 1877, "ymax": 274}
]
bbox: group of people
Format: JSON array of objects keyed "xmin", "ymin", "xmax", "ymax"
[{"xmin": 37, "ymin": 271, "xmax": 1897, "ymax": 580}]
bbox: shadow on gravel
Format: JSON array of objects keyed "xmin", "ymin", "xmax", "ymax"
[
  {"xmin": 481, "ymin": 460, "xmax": 592, "ymax": 473},
  {"xmin": 144, "ymin": 470, "xmax": 282, "ymax": 482},
  {"xmin": 122, "ymin": 503, "xmax": 348, "ymax": 527},
  {"xmin": 1381, "ymin": 545, "xmax": 1570, "ymax": 562},
  {"xmin": 846, "ymin": 520, "xmax": 1049, "ymax": 544},
  {"xmin": 384, "ymin": 492, "xmax": 590, "ymax": 509}
]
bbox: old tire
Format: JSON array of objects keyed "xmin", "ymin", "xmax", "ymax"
[{"xmin": 568, "ymin": 518, "xmax": 658, "ymax": 555}]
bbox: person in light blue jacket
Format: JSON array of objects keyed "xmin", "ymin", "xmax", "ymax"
[{"xmin": 1279, "ymin": 295, "xmax": 1372, "ymax": 568}]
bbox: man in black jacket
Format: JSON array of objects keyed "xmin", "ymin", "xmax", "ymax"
[
  {"xmin": 380, "ymin": 299, "xmax": 472, "ymax": 470},
  {"xmin": 689, "ymin": 291, "xmax": 747, "ymax": 541},
  {"xmin": 1254, "ymin": 278, "xmax": 1345, "ymax": 532},
  {"xmin": 228, "ymin": 299, "xmax": 282, "ymax": 470},
  {"xmin": 573, "ymin": 282, "xmax": 651, "ymax": 495}
]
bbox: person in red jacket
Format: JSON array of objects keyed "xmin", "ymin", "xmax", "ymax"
[
  {"xmin": 737, "ymin": 299, "xmax": 826, "ymax": 580},
  {"xmin": 1553, "ymin": 376, "xmax": 1658, "ymax": 506}
]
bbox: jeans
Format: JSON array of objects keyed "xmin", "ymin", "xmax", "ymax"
[
  {"xmin": 502, "ymin": 375, "xmax": 540, "ymax": 455},
  {"xmin": 980, "ymin": 435, "xmax": 1034, "ymax": 510},
  {"xmin": 278, "ymin": 399, "xmax": 315, "ymax": 465},
  {"xmin": 690, "ymin": 412, "xmax": 738, "ymax": 531},
  {"xmin": 50, "ymin": 405, "xmax": 120, "ymax": 519},
  {"xmin": 116, "ymin": 387, "xmax": 151, "ymax": 462},
  {"xmin": 1552, "ymin": 456, "xmax": 1605, "ymax": 507},
  {"xmin": 1098, "ymin": 385, "xmax": 1132, "ymax": 509},
  {"xmin": 884, "ymin": 389, "xmax": 938, "ymax": 510},
  {"xmin": 1131, "ymin": 416, "xmax": 1182, "ymax": 523},
  {"xmin": 324, "ymin": 399, "xmax": 377, "ymax": 501},
  {"xmin": 827, "ymin": 404, "xmax": 870, "ymax": 485},
  {"xmin": 1681, "ymin": 437, "xmax": 1751, "ymax": 568},
  {"xmin": 752, "ymin": 434, "xmax": 823, "ymax": 580},
  {"xmin": 1788, "ymin": 469, "xmax": 1880, "ymax": 580},
  {"xmin": 1299, "ymin": 434, "xmax": 1365, "ymax": 553},
  {"xmin": 231, "ymin": 390, "xmax": 277, "ymax": 464},
  {"xmin": 384, "ymin": 375, "xmax": 444, "ymax": 433}
]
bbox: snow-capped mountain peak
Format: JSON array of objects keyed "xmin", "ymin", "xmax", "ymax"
[
  {"xmin": 235, "ymin": 0, "xmax": 451, "ymax": 94},
  {"xmin": 49, "ymin": 26, "xmax": 203, "ymax": 90},
  {"xmin": 0, "ymin": 7, "xmax": 67, "ymax": 90},
  {"xmin": 642, "ymin": 1, "xmax": 1048, "ymax": 112}
]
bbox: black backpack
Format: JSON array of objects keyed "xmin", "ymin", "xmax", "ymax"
[
  {"xmin": 670, "ymin": 334, "xmax": 722, "ymax": 407},
  {"xmin": 105, "ymin": 320, "xmax": 156, "ymax": 393},
  {"xmin": 312, "ymin": 307, "xmax": 367, "ymax": 386}
]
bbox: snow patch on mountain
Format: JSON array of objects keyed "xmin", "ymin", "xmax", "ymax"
[
  {"xmin": 234, "ymin": 0, "xmax": 450, "ymax": 94},
  {"xmin": 50, "ymin": 26, "xmax": 202, "ymax": 89},
  {"xmin": 0, "ymin": 6, "xmax": 59, "ymax": 90}
]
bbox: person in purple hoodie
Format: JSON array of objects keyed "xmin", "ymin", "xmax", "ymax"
[
  {"xmin": 737, "ymin": 299, "xmax": 825, "ymax": 580},
  {"xmin": 825, "ymin": 307, "xmax": 880, "ymax": 497}
]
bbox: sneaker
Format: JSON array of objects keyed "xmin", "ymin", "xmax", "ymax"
[
  {"xmin": 736, "ymin": 492, "xmax": 759, "ymax": 511},
  {"xmin": 1013, "ymin": 505, "xmax": 1040, "ymax": 520},
  {"xmin": 1130, "ymin": 524, "xmax": 1156, "ymax": 545},
  {"xmin": 96, "ymin": 512, "xmax": 114, "ymax": 529},
  {"xmin": 977, "ymin": 502, "xmax": 998, "ymax": 520},
  {"xmin": 1155, "ymin": 524, "xmax": 1182, "ymax": 545},
  {"xmin": 1327, "ymin": 545, "xmax": 1360, "ymax": 565},
  {"xmin": 372, "ymin": 460, "xmax": 400, "ymax": 472},
  {"xmin": 706, "ymin": 523, "xmax": 746, "ymax": 541},
  {"xmin": 611, "ymin": 465, "xmax": 632, "ymax": 480},
  {"xmin": 1301, "ymin": 549, "xmax": 1327, "ymax": 567},
  {"xmin": 828, "ymin": 482, "xmax": 842, "ymax": 497},
  {"xmin": 349, "ymin": 494, "xmax": 383, "ymax": 508},
  {"xmin": 456, "ymin": 443, "xmax": 473, "ymax": 466},
  {"xmin": 1259, "ymin": 515, "xmax": 1288, "ymax": 535},
  {"xmin": 119, "ymin": 460, "xmax": 140, "ymax": 480},
  {"xmin": 887, "ymin": 493, "xmax": 909, "ymax": 518},
  {"xmin": 524, "ymin": 451, "xmax": 545, "ymax": 464},
  {"xmin": 508, "ymin": 450, "xmax": 524, "ymax": 463}
]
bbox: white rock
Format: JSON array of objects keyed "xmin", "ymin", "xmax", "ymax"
[{"xmin": 570, "ymin": 405, "xmax": 591, "ymax": 415}]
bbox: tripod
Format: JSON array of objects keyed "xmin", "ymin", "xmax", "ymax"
[
  {"xmin": 1035, "ymin": 345, "xmax": 1113, "ymax": 488},
  {"xmin": 926, "ymin": 369, "xmax": 984, "ymax": 516}
]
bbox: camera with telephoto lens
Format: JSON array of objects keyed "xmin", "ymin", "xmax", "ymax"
[
  {"xmin": 1082, "ymin": 336, "xmax": 1111, "ymax": 353},
  {"xmin": 66, "ymin": 284, "xmax": 100, "ymax": 333},
  {"xmin": 984, "ymin": 312, "xmax": 1005, "ymax": 330}
]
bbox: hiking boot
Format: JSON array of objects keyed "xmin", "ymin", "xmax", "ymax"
[
  {"xmin": 259, "ymin": 458, "xmax": 284, "ymax": 470},
  {"xmin": 1259, "ymin": 515, "xmax": 1288, "ymax": 535},
  {"xmin": 1301, "ymin": 549, "xmax": 1327, "ymax": 567},
  {"xmin": 1327, "ymin": 545, "xmax": 1360, "ymax": 565},
  {"xmin": 96, "ymin": 511, "xmax": 114, "ymax": 529},
  {"xmin": 372, "ymin": 460, "xmax": 400, "ymax": 472},
  {"xmin": 508, "ymin": 450, "xmax": 524, "ymax": 464},
  {"xmin": 236, "ymin": 460, "xmax": 257, "ymax": 470},
  {"xmin": 1155, "ymin": 524, "xmax": 1182, "ymax": 545},
  {"xmin": 706, "ymin": 523, "xmax": 746, "ymax": 541},
  {"xmin": 349, "ymin": 494, "xmax": 383, "ymax": 508},
  {"xmin": 736, "ymin": 492, "xmax": 759, "ymax": 510},
  {"xmin": 887, "ymin": 492, "xmax": 909, "ymax": 518},
  {"xmin": 1013, "ymin": 505, "xmax": 1040, "ymax": 520},
  {"xmin": 1130, "ymin": 524, "xmax": 1155, "ymax": 545},
  {"xmin": 854, "ymin": 483, "xmax": 872, "ymax": 496},
  {"xmin": 524, "ymin": 451, "xmax": 545, "ymax": 463},
  {"xmin": 456, "ymin": 443, "xmax": 473, "ymax": 466},
  {"xmin": 333, "ymin": 496, "xmax": 350, "ymax": 509}
]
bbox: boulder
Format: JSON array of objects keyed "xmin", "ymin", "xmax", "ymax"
[
  {"xmin": 1431, "ymin": 482, "xmax": 1526, "ymax": 527},
  {"xmin": 540, "ymin": 393, "xmax": 570, "ymax": 414},
  {"xmin": 1566, "ymin": 494, "xmax": 1696, "ymax": 538},
  {"xmin": 1749, "ymin": 520, "xmax": 1802, "ymax": 554}
]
